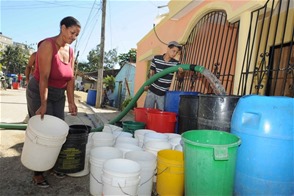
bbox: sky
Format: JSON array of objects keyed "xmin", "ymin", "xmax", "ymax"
[{"xmin": 1, "ymin": 0, "xmax": 169, "ymax": 62}]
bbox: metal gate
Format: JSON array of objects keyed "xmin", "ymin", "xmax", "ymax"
[
  {"xmin": 173, "ymin": 11, "xmax": 240, "ymax": 95},
  {"xmin": 237, "ymin": 0, "xmax": 293, "ymax": 97}
]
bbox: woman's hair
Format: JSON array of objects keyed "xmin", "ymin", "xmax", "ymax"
[{"xmin": 60, "ymin": 16, "xmax": 81, "ymax": 28}]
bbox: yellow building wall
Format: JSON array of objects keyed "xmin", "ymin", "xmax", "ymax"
[{"xmin": 135, "ymin": 0, "xmax": 283, "ymax": 107}]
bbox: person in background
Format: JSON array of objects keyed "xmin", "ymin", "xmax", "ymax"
[
  {"xmin": 101, "ymin": 88, "xmax": 109, "ymax": 108},
  {"xmin": 25, "ymin": 52, "xmax": 37, "ymax": 86},
  {"xmin": 0, "ymin": 72, "xmax": 7, "ymax": 90},
  {"xmin": 17, "ymin": 73, "xmax": 23, "ymax": 87},
  {"xmin": 79, "ymin": 82, "xmax": 84, "ymax": 91},
  {"xmin": 144, "ymin": 41, "xmax": 184, "ymax": 110},
  {"xmin": 106, "ymin": 86, "xmax": 115, "ymax": 107},
  {"xmin": 26, "ymin": 16, "xmax": 81, "ymax": 188}
]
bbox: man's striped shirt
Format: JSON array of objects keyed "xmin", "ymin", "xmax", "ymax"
[{"xmin": 149, "ymin": 54, "xmax": 180, "ymax": 96}]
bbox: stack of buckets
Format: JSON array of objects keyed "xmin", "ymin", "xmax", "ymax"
[
  {"xmin": 21, "ymin": 93, "xmax": 293, "ymax": 195},
  {"xmin": 132, "ymin": 92, "xmax": 242, "ymax": 195},
  {"xmin": 86, "ymin": 122, "xmax": 186, "ymax": 195}
]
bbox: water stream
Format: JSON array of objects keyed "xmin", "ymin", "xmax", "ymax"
[{"xmin": 201, "ymin": 68, "xmax": 227, "ymax": 95}]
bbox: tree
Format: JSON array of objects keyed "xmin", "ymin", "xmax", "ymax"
[
  {"xmin": 87, "ymin": 44, "xmax": 118, "ymax": 72},
  {"xmin": 118, "ymin": 49, "xmax": 137, "ymax": 67},
  {"xmin": 0, "ymin": 45, "xmax": 30, "ymax": 74},
  {"xmin": 104, "ymin": 48, "xmax": 118, "ymax": 69},
  {"xmin": 103, "ymin": 75, "xmax": 115, "ymax": 90},
  {"xmin": 77, "ymin": 61, "xmax": 92, "ymax": 72}
]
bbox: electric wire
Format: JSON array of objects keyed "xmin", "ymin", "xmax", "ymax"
[
  {"xmin": 80, "ymin": 8, "xmax": 101, "ymax": 58},
  {"xmin": 75, "ymin": 0, "xmax": 99, "ymax": 50}
]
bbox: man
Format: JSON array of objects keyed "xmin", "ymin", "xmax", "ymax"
[
  {"xmin": 25, "ymin": 52, "xmax": 37, "ymax": 85},
  {"xmin": 144, "ymin": 41, "xmax": 184, "ymax": 110}
]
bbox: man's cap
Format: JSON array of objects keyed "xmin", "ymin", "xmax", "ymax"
[{"xmin": 168, "ymin": 41, "xmax": 182, "ymax": 49}]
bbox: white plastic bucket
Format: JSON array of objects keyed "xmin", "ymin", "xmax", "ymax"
[
  {"xmin": 115, "ymin": 136, "xmax": 139, "ymax": 146},
  {"xmin": 102, "ymin": 158, "xmax": 141, "ymax": 196},
  {"xmin": 67, "ymin": 132, "xmax": 94, "ymax": 177},
  {"xmin": 114, "ymin": 143, "xmax": 143, "ymax": 158},
  {"xmin": 103, "ymin": 124, "xmax": 123, "ymax": 133},
  {"xmin": 144, "ymin": 141, "xmax": 172, "ymax": 156},
  {"xmin": 169, "ymin": 137, "xmax": 182, "ymax": 150},
  {"xmin": 125, "ymin": 151, "xmax": 157, "ymax": 196},
  {"xmin": 89, "ymin": 147, "xmax": 123, "ymax": 196},
  {"xmin": 112, "ymin": 130, "xmax": 133, "ymax": 139},
  {"xmin": 174, "ymin": 144, "xmax": 183, "ymax": 152},
  {"xmin": 92, "ymin": 132, "xmax": 114, "ymax": 147},
  {"xmin": 143, "ymin": 132, "xmax": 169, "ymax": 146},
  {"xmin": 165, "ymin": 133, "xmax": 181, "ymax": 140},
  {"xmin": 21, "ymin": 115, "xmax": 69, "ymax": 171},
  {"xmin": 144, "ymin": 140, "xmax": 172, "ymax": 183},
  {"xmin": 134, "ymin": 129, "xmax": 156, "ymax": 148}
]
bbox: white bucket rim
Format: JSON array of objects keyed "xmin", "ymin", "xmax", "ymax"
[
  {"xmin": 90, "ymin": 147, "xmax": 123, "ymax": 160},
  {"xmin": 144, "ymin": 141, "xmax": 172, "ymax": 150},
  {"xmin": 103, "ymin": 158, "xmax": 141, "ymax": 175},
  {"xmin": 28, "ymin": 115, "xmax": 69, "ymax": 138},
  {"xmin": 125, "ymin": 151, "xmax": 157, "ymax": 168}
]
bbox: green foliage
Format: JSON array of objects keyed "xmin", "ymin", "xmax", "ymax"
[
  {"xmin": 121, "ymin": 97, "xmax": 136, "ymax": 110},
  {"xmin": 103, "ymin": 75, "xmax": 115, "ymax": 90},
  {"xmin": 0, "ymin": 45, "xmax": 30, "ymax": 74},
  {"xmin": 86, "ymin": 44, "xmax": 118, "ymax": 72},
  {"xmin": 104, "ymin": 48, "xmax": 118, "ymax": 69},
  {"xmin": 77, "ymin": 61, "xmax": 92, "ymax": 72},
  {"xmin": 118, "ymin": 49, "xmax": 137, "ymax": 67}
]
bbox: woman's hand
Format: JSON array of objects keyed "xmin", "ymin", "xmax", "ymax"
[
  {"xmin": 35, "ymin": 103, "xmax": 47, "ymax": 119},
  {"xmin": 68, "ymin": 103, "xmax": 78, "ymax": 116}
]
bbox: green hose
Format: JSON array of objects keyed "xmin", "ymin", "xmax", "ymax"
[
  {"xmin": 0, "ymin": 123, "xmax": 27, "ymax": 130},
  {"xmin": 91, "ymin": 64, "xmax": 204, "ymax": 132},
  {"xmin": 0, "ymin": 64, "xmax": 204, "ymax": 132}
]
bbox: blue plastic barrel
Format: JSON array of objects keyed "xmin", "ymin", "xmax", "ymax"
[
  {"xmin": 164, "ymin": 91, "xmax": 199, "ymax": 132},
  {"xmin": 164, "ymin": 91, "xmax": 199, "ymax": 113},
  {"xmin": 86, "ymin": 90, "xmax": 97, "ymax": 106},
  {"xmin": 231, "ymin": 95, "xmax": 294, "ymax": 195}
]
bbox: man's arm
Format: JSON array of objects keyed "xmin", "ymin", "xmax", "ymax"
[{"xmin": 25, "ymin": 52, "xmax": 36, "ymax": 84}]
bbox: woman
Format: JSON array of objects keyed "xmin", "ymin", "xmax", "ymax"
[{"xmin": 26, "ymin": 16, "xmax": 81, "ymax": 188}]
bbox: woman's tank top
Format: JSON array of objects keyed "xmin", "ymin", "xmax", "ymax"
[{"xmin": 34, "ymin": 38, "xmax": 74, "ymax": 89}]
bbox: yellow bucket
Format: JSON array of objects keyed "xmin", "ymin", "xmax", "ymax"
[{"xmin": 156, "ymin": 149, "xmax": 184, "ymax": 196}]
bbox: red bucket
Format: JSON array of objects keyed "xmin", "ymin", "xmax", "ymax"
[
  {"xmin": 134, "ymin": 107, "xmax": 160, "ymax": 125},
  {"xmin": 147, "ymin": 111, "xmax": 177, "ymax": 133},
  {"xmin": 12, "ymin": 82, "xmax": 19, "ymax": 90}
]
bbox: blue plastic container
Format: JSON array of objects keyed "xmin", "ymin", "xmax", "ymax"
[
  {"xmin": 231, "ymin": 95, "xmax": 294, "ymax": 195},
  {"xmin": 86, "ymin": 89, "xmax": 97, "ymax": 106},
  {"xmin": 164, "ymin": 91, "xmax": 199, "ymax": 132},
  {"xmin": 164, "ymin": 91, "xmax": 199, "ymax": 113}
]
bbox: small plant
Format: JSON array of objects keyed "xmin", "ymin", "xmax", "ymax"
[{"xmin": 121, "ymin": 97, "xmax": 137, "ymax": 110}]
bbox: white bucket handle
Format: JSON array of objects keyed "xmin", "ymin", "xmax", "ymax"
[
  {"xmin": 139, "ymin": 168, "xmax": 156, "ymax": 187},
  {"xmin": 101, "ymin": 175, "xmax": 140, "ymax": 196},
  {"xmin": 117, "ymin": 182, "xmax": 139, "ymax": 196},
  {"xmin": 90, "ymin": 172, "xmax": 103, "ymax": 184}
]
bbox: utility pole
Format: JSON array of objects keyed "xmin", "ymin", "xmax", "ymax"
[{"xmin": 95, "ymin": 0, "xmax": 106, "ymax": 108}]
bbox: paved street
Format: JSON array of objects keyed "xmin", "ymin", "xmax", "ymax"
[{"xmin": 0, "ymin": 88, "xmax": 134, "ymax": 195}]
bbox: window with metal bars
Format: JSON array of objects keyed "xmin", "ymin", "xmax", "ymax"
[
  {"xmin": 173, "ymin": 11, "xmax": 240, "ymax": 95},
  {"xmin": 237, "ymin": 0, "xmax": 293, "ymax": 97}
]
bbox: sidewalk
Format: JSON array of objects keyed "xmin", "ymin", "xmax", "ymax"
[{"xmin": 0, "ymin": 88, "xmax": 134, "ymax": 195}]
